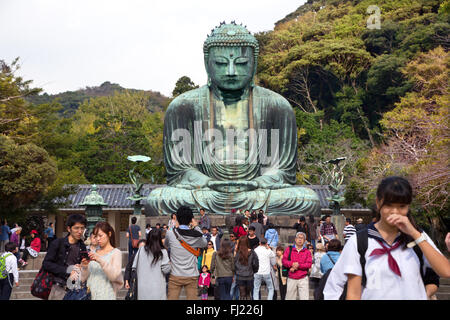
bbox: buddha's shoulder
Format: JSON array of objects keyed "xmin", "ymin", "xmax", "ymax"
[
  {"xmin": 166, "ymin": 86, "xmax": 208, "ymax": 112},
  {"xmin": 253, "ymin": 86, "xmax": 292, "ymax": 109}
]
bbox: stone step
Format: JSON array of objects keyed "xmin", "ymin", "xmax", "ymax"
[{"xmin": 17, "ymin": 251, "xmax": 131, "ymax": 271}]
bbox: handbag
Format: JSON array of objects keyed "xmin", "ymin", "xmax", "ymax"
[
  {"xmin": 129, "ymin": 227, "xmax": 139, "ymax": 249},
  {"xmin": 63, "ymin": 285, "xmax": 91, "ymax": 300},
  {"xmin": 125, "ymin": 249, "xmax": 140, "ymax": 300},
  {"xmin": 281, "ymin": 246, "xmax": 293, "ymax": 277},
  {"xmin": 30, "ymin": 267, "xmax": 54, "ymax": 300}
]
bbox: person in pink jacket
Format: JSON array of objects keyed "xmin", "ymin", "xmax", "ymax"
[
  {"xmin": 19, "ymin": 230, "xmax": 41, "ymax": 267},
  {"xmin": 282, "ymin": 232, "xmax": 312, "ymax": 300},
  {"xmin": 198, "ymin": 265, "xmax": 211, "ymax": 300}
]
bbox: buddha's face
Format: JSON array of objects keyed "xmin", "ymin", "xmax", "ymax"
[{"xmin": 207, "ymin": 46, "xmax": 255, "ymax": 91}]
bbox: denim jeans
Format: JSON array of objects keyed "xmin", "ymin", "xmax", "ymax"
[
  {"xmin": 230, "ymin": 275, "xmax": 240, "ymax": 300},
  {"xmin": 253, "ymin": 273, "xmax": 274, "ymax": 300},
  {"xmin": 217, "ymin": 277, "xmax": 233, "ymax": 300}
]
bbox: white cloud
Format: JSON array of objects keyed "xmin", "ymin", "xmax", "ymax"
[{"xmin": 0, "ymin": 0, "xmax": 305, "ymax": 97}]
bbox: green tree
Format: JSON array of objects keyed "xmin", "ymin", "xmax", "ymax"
[
  {"xmin": 0, "ymin": 135, "xmax": 57, "ymax": 216},
  {"xmin": 172, "ymin": 76, "xmax": 199, "ymax": 97}
]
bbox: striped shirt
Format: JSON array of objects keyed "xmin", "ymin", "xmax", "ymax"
[{"xmin": 343, "ymin": 224, "xmax": 356, "ymax": 241}]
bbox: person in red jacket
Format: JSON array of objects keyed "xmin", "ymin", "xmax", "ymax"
[
  {"xmin": 282, "ymin": 232, "xmax": 312, "ymax": 300},
  {"xmin": 19, "ymin": 230, "xmax": 41, "ymax": 268}
]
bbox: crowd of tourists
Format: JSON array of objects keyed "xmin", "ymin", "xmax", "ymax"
[{"xmin": 1, "ymin": 176, "xmax": 450, "ymax": 300}]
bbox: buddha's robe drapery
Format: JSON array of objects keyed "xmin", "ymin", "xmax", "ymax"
[{"xmin": 146, "ymin": 85, "xmax": 320, "ymax": 215}]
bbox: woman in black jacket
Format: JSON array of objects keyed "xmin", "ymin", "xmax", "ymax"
[{"xmin": 234, "ymin": 236, "xmax": 258, "ymax": 300}]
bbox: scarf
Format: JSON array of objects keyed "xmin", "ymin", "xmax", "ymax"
[{"xmin": 369, "ymin": 240, "xmax": 402, "ymax": 277}]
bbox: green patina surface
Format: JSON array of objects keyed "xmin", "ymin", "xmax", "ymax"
[{"xmin": 147, "ymin": 22, "xmax": 320, "ymax": 216}]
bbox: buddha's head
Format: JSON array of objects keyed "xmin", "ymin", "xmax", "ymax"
[{"xmin": 204, "ymin": 22, "xmax": 259, "ymax": 91}]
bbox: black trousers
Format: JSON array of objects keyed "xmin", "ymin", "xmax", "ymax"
[{"xmin": 0, "ymin": 274, "xmax": 14, "ymax": 300}]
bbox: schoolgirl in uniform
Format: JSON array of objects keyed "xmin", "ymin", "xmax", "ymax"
[{"xmin": 324, "ymin": 176, "xmax": 450, "ymax": 300}]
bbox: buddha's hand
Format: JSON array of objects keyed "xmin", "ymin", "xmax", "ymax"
[{"xmin": 207, "ymin": 180, "xmax": 258, "ymax": 192}]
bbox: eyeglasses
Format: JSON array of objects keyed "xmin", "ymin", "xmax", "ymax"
[{"xmin": 208, "ymin": 243, "xmax": 213, "ymax": 246}]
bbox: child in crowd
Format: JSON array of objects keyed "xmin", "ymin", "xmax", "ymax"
[
  {"xmin": 0, "ymin": 242, "xmax": 19, "ymax": 300},
  {"xmin": 198, "ymin": 265, "xmax": 211, "ymax": 300}
]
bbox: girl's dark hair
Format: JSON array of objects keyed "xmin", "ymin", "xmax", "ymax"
[
  {"xmin": 201, "ymin": 265, "xmax": 210, "ymax": 273},
  {"xmin": 66, "ymin": 214, "xmax": 87, "ymax": 228},
  {"xmin": 375, "ymin": 176, "xmax": 417, "ymax": 247},
  {"xmin": 93, "ymin": 221, "xmax": 116, "ymax": 248},
  {"xmin": 237, "ymin": 236, "xmax": 250, "ymax": 265},
  {"xmin": 235, "ymin": 215, "xmax": 243, "ymax": 227},
  {"xmin": 257, "ymin": 213, "xmax": 264, "ymax": 224},
  {"xmin": 376, "ymin": 176, "xmax": 413, "ymax": 208},
  {"xmin": 217, "ymin": 239, "xmax": 233, "ymax": 259},
  {"xmin": 308, "ymin": 215, "xmax": 315, "ymax": 224},
  {"xmin": 299, "ymin": 216, "xmax": 306, "ymax": 222},
  {"xmin": 145, "ymin": 228, "xmax": 164, "ymax": 265}
]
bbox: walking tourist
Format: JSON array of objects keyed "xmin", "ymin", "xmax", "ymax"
[
  {"xmin": 0, "ymin": 242, "xmax": 19, "ymax": 300},
  {"xmin": 253, "ymin": 238, "xmax": 276, "ymax": 300},
  {"xmin": 264, "ymin": 223, "xmax": 279, "ymax": 249},
  {"xmin": 210, "ymin": 226, "xmax": 223, "ymax": 251},
  {"xmin": 9, "ymin": 227, "xmax": 21, "ymax": 263},
  {"xmin": 165, "ymin": 206, "xmax": 207, "ymax": 300},
  {"xmin": 306, "ymin": 215, "xmax": 318, "ymax": 251},
  {"xmin": 310, "ymin": 242, "xmax": 326, "ymax": 289},
  {"xmin": 320, "ymin": 239, "xmax": 342, "ymax": 274},
  {"xmin": 283, "ymin": 232, "xmax": 312, "ymax": 300},
  {"xmin": 44, "ymin": 222, "xmax": 55, "ymax": 250},
  {"xmin": 274, "ymin": 246, "xmax": 287, "ymax": 300},
  {"xmin": 126, "ymin": 217, "xmax": 142, "ymax": 262},
  {"xmin": 343, "ymin": 218, "xmax": 356, "ymax": 244},
  {"xmin": 247, "ymin": 226, "xmax": 259, "ymax": 250},
  {"xmin": 210, "ymin": 239, "xmax": 235, "ymax": 300},
  {"xmin": 124, "ymin": 239, "xmax": 145, "ymax": 290},
  {"xmin": 234, "ymin": 236, "xmax": 259, "ymax": 300},
  {"xmin": 80, "ymin": 221, "xmax": 123, "ymax": 300},
  {"xmin": 250, "ymin": 215, "xmax": 264, "ymax": 240},
  {"xmin": 233, "ymin": 216, "xmax": 247, "ymax": 238},
  {"xmin": 201, "ymin": 241, "xmax": 216, "ymax": 270},
  {"xmin": 0, "ymin": 220, "xmax": 10, "ymax": 253},
  {"xmin": 325, "ymin": 176, "xmax": 450, "ymax": 300},
  {"xmin": 133, "ymin": 229, "xmax": 170, "ymax": 300},
  {"xmin": 42, "ymin": 214, "xmax": 87, "ymax": 300},
  {"xmin": 199, "ymin": 208, "xmax": 211, "ymax": 231}
]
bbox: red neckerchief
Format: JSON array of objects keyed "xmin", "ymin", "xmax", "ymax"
[{"xmin": 369, "ymin": 240, "xmax": 402, "ymax": 277}]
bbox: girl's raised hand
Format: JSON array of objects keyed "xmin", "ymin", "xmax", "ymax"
[{"xmin": 386, "ymin": 214, "xmax": 420, "ymax": 239}]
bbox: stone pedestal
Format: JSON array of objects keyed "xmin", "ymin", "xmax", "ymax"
[
  {"xmin": 129, "ymin": 214, "xmax": 147, "ymax": 240},
  {"xmin": 331, "ymin": 214, "xmax": 346, "ymax": 244}
]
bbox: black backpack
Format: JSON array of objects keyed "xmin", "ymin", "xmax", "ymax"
[{"xmin": 314, "ymin": 228, "xmax": 435, "ymax": 300}]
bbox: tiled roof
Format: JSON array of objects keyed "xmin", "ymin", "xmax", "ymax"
[{"xmin": 58, "ymin": 184, "xmax": 362, "ymax": 210}]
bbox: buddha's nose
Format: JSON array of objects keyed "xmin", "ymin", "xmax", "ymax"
[{"xmin": 227, "ymin": 62, "xmax": 237, "ymax": 76}]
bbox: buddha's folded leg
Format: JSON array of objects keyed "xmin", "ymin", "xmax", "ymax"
[{"xmin": 146, "ymin": 187, "xmax": 199, "ymax": 216}]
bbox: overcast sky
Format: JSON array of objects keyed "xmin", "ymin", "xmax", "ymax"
[{"xmin": 0, "ymin": 0, "xmax": 305, "ymax": 97}]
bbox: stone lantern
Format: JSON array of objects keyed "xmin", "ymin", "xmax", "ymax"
[{"xmin": 80, "ymin": 184, "xmax": 107, "ymax": 237}]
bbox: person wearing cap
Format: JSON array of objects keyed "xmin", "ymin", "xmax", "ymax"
[
  {"xmin": 354, "ymin": 218, "xmax": 367, "ymax": 232},
  {"xmin": 19, "ymin": 230, "xmax": 41, "ymax": 267}
]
